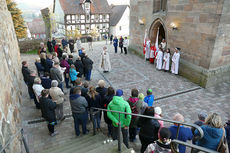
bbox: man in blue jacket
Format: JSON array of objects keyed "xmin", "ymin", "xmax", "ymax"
[
  {"xmin": 113, "ymin": 36, "xmax": 118, "ymax": 53},
  {"xmin": 169, "ymin": 113, "xmax": 193, "ymax": 153}
]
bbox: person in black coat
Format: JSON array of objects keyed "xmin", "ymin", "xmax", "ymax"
[
  {"xmin": 45, "ymin": 54, "xmax": 53, "ymax": 73},
  {"xmin": 96, "ymin": 80, "xmax": 107, "ymax": 106},
  {"xmin": 69, "ymin": 38, "xmax": 75, "ymax": 53},
  {"xmin": 47, "ymin": 38, "xmax": 53, "ymax": 53},
  {"xmin": 74, "ymin": 57, "xmax": 84, "ymax": 78},
  {"xmin": 22, "ymin": 61, "xmax": 34, "ymax": 99},
  {"xmin": 88, "ymin": 86, "xmax": 102, "ymax": 131},
  {"xmin": 22, "ymin": 61, "xmax": 31, "ymax": 84},
  {"xmin": 28, "ymin": 71, "xmax": 40, "ymax": 109},
  {"xmin": 52, "ymin": 37, "xmax": 56, "ymax": 49},
  {"xmin": 57, "ymin": 44, "xmax": 63, "ymax": 60},
  {"xmin": 41, "ymin": 72, "xmax": 52, "ymax": 89},
  {"xmin": 35, "ymin": 58, "xmax": 45, "ymax": 77},
  {"xmin": 39, "ymin": 89, "xmax": 58, "ymax": 136},
  {"xmin": 138, "ymin": 107, "xmax": 160, "ymax": 153},
  {"xmin": 119, "ymin": 36, "xmax": 124, "ymax": 54},
  {"xmin": 82, "ymin": 55, "xmax": 93, "ymax": 81},
  {"xmin": 103, "ymin": 87, "xmax": 115, "ymax": 136}
]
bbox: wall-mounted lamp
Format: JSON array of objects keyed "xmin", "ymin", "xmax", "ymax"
[
  {"xmin": 170, "ymin": 22, "xmax": 178, "ymax": 30},
  {"xmin": 139, "ymin": 17, "xmax": 146, "ymax": 25}
]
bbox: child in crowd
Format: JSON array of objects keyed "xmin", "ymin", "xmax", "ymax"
[
  {"xmin": 144, "ymin": 89, "xmax": 154, "ymax": 106},
  {"xmin": 144, "ymin": 127, "xmax": 172, "ymax": 153},
  {"xmin": 40, "ymin": 72, "xmax": 52, "ymax": 89},
  {"xmin": 69, "ymin": 64, "xmax": 79, "ymax": 85},
  {"xmin": 154, "ymin": 107, "xmax": 164, "ymax": 128},
  {"xmin": 138, "ymin": 93, "xmax": 148, "ymax": 114}
]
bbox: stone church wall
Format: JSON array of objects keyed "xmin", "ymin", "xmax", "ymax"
[
  {"xmin": 129, "ymin": 0, "xmax": 230, "ymax": 87},
  {"xmin": 0, "ymin": 0, "xmax": 22, "ymax": 152}
]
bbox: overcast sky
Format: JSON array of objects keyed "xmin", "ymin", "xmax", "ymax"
[{"xmin": 15, "ymin": 0, "xmax": 129, "ymax": 10}]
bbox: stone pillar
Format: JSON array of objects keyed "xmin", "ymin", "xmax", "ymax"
[
  {"xmin": 0, "ymin": 0, "xmax": 22, "ymax": 152},
  {"xmin": 41, "ymin": 7, "xmax": 52, "ymax": 39}
]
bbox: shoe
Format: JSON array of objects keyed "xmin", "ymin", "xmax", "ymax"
[{"xmin": 50, "ymin": 131, "xmax": 59, "ymax": 137}]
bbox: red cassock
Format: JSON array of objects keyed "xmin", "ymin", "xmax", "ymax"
[
  {"xmin": 149, "ymin": 45, "xmax": 156, "ymax": 64},
  {"xmin": 143, "ymin": 41, "xmax": 146, "ymax": 55}
]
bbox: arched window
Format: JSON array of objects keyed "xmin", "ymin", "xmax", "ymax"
[{"xmin": 153, "ymin": 0, "xmax": 167, "ymax": 13}]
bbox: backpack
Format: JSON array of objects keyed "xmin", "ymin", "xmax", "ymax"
[{"xmin": 131, "ymin": 101, "xmax": 138, "ymax": 118}]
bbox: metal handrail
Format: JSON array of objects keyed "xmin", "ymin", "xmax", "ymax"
[
  {"xmin": 171, "ymin": 140, "xmax": 219, "ymax": 153},
  {"xmin": 90, "ymin": 107, "xmax": 205, "ymax": 153},
  {"xmin": 0, "ymin": 128, "xmax": 29, "ymax": 153}
]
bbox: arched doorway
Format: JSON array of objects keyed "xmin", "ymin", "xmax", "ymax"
[{"xmin": 149, "ymin": 18, "xmax": 166, "ymax": 46}]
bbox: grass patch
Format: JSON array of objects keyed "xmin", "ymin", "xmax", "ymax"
[{"xmin": 24, "ymin": 49, "xmax": 38, "ymax": 55}]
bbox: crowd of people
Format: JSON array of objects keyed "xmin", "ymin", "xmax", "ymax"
[{"xmin": 21, "ymin": 37, "xmax": 230, "ymax": 153}]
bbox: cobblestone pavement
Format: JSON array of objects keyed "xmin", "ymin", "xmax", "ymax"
[{"xmin": 20, "ymin": 41, "xmax": 230, "ymax": 153}]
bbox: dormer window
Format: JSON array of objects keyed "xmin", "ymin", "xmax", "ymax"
[{"xmin": 84, "ymin": 0, "xmax": 91, "ymax": 14}]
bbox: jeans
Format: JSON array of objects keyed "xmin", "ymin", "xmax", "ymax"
[
  {"xmin": 114, "ymin": 46, "xmax": 117, "ymax": 53},
  {"xmin": 92, "ymin": 112, "xmax": 101, "ymax": 129},
  {"xmin": 65, "ymin": 74, "xmax": 70, "ymax": 88},
  {"xmin": 58, "ymin": 82, "xmax": 64, "ymax": 91},
  {"xmin": 72, "ymin": 111, "xmax": 88, "ymax": 136},
  {"xmin": 129, "ymin": 127, "xmax": 137, "ymax": 141},
  {"xmin": 47, "ymin": 121, "xmax": 56, "ymax": 134},
  {"xmin": 55, "ymin": 103, "xmax": 64, "ymax": 120},
  {"xmin": 120, "ymin": 47, "xmax": 123, "ymax": 53},
  {"xmin": 85, "ymin": 70, "xmax": 91, "ymax": 81},
  {"xmin": 112, "ymin": 126, "xmax": 129, "ymax": 148},
  {"xmin": 107, "ymin": 123, "xmax": 112, "ymax": 136}
]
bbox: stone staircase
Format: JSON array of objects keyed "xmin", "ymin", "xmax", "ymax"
[{"xmin": 41, "ymin": 133, "xmax": 133, "ymax": 153}]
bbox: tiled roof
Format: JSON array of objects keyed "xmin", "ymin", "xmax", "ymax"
[
  {"xmin": 110, "ymin": 5, "xmax": 128, "ymax": 26},
  {"xmin": 27, "ymin": 18, "xmax": 46, "ymax": 34},
  {"xmin": 59, "ymin": 0, "xmax": 111, "ymax": 14}
]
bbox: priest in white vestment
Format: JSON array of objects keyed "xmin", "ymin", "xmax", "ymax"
[{"xmin": 99, "ymin": 46, "xmax": 111, "ymax": 73}]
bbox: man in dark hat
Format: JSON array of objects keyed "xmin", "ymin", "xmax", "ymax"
[{"xmin": 107, "ymin": 89, "xmax": 131, "ymax": 148}]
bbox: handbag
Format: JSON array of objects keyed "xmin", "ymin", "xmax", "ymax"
[{"xmin": 217, "ymin": 128, "xmax": 229, "ymax": 153}]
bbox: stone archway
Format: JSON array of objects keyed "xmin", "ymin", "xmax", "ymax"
[{"xmin": 149, "ymin": 18, "xmax": 167, "ymax": 46}]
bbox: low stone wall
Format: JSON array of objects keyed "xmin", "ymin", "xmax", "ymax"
[
  {"xmin": 0, "ymin": 0, "xmax": 22, "ymax": 152},
  {"xmin": 18, "ymin": 39, "xmax": 42, "ymax": 53}
]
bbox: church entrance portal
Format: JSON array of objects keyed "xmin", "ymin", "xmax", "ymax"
[{"xmin": 149, "ymin": 19, "xmax": 166, "ymax": 46}]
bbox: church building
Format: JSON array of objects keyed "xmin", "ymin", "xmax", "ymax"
[{"xmin": 129, "ymin": 0, "xmax": 230, "ymax": 87}]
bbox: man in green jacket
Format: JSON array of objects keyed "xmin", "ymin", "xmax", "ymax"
[{"xmin": 107, "ymin": 89, "xmax": 131, "ymax": 148}]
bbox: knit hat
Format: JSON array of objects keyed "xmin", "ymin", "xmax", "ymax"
[
  {"xmin": 147, "ymin": 89, "xmax": 152, "ymax": 95},
  {"xmin": 198, "ymin": 112, "xmax": 207, "ymax": 121},
  {"xmin": 138, "ymin": 93, "xmax": 144, "ymax": 100},
  {"xmin": 155, "ymin": 107, "xmax": 162, "ymax": 115},
  {"xmin": 116, "ymin": 89, "xmax": 123, "ymax": 97},
  {"xmin": 148, "ymin": 89, "xmax": 152, "ymax": 93}
]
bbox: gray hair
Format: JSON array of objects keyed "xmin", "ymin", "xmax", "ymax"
[
  {"xmin": 173, "ymin": 113, "xmax": 184, "ymax": 122},
  {"xmin": 51, "ymin": 80, "xmax": 58, "ymax": 87},
  {"xmin": 34, "ymin": 77, "xmax": 41, "ymax": 84}
]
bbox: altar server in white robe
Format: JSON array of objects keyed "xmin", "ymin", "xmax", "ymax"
[
  {"xmin": 145, "ymin": 39, "xmax": 151, "ymax": 60},
  {"xmin": 171, "ymin": 48, "xmax": 180, "ymax": 74},
  {"xmin": 99, "ymin": 46, "xmax": 111, "ymax": 73},
  {"xmin": 161, "ymin": 39, "xmax": 167, "ymax": 51},
  {"xmin": 156, "ymin": 47, "xmax": 163, "ymax": 70},
  {"xmin": 163, "ymin": 48, "xmax": 170, "ymax": 71}
]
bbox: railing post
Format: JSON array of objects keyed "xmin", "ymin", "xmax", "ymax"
[
  {"xmin": 176, "ymin": 124, "xmax": 180, "ymax": 139},
  {"xmin": 21, "ymin": 129, "xmax": 30, "ymax": 153},
  {"xmin": 118, "ymin": 113, "xmax": 121, "ymax": 153}
]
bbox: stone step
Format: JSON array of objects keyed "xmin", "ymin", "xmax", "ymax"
[
  {"xmin": 86, "ymin": 140, "xmax": 129, "ymax": 153},
  {"xmin": 121, "ymin": 148, "xmax": 134, "ymax": 153},
  {"xmin": 41, "ymin": 133, "xmax": 105, "ymax": 153},
  {"xmin": 63, "ymin": 134, "xmax": 107, "ymax": 153}
]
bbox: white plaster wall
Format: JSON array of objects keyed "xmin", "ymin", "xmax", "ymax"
[{"xmin": 110, "ymin": 7, "xmax": 130, "ymax": 37}]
